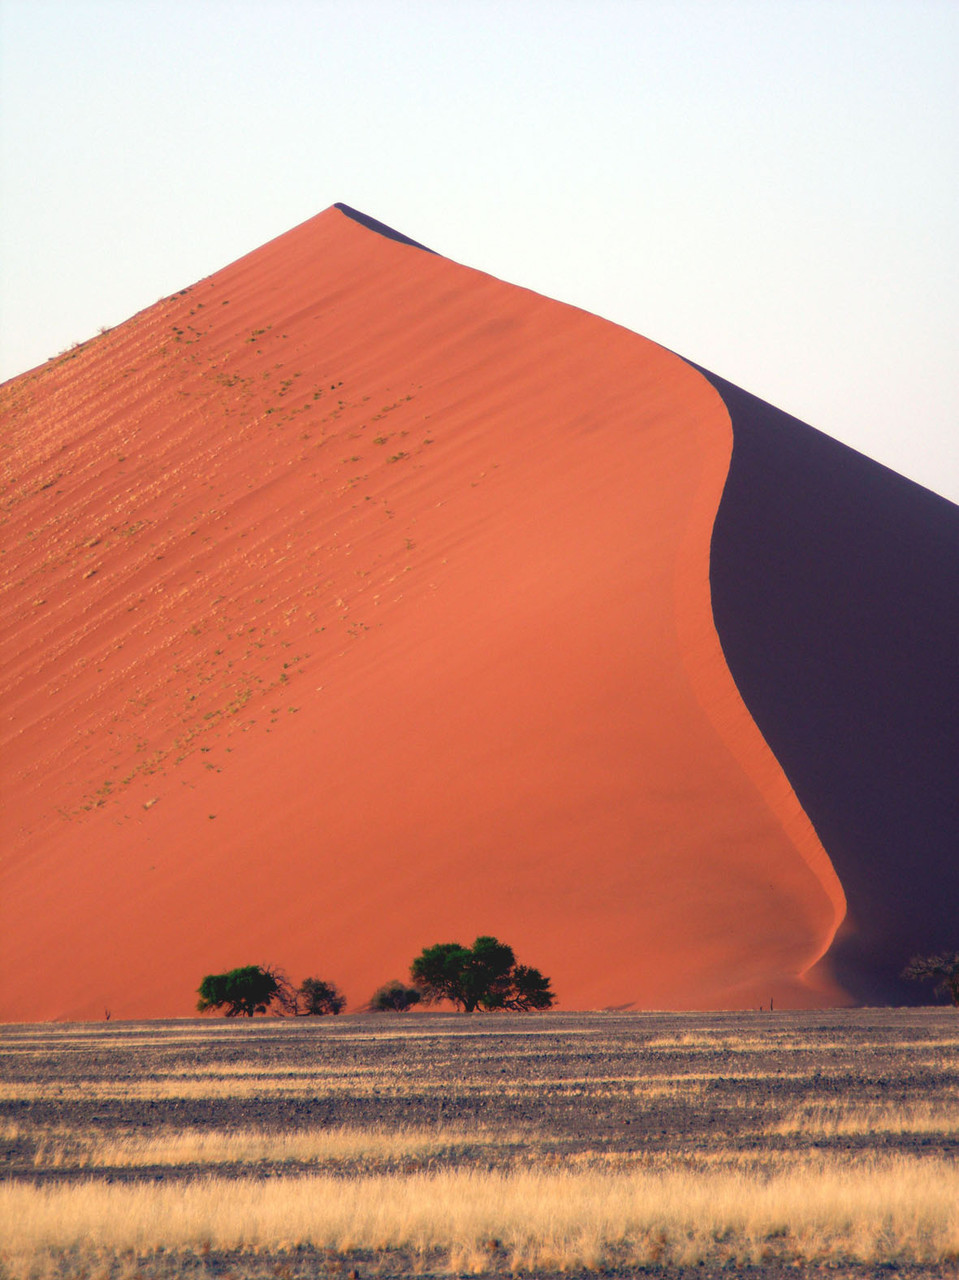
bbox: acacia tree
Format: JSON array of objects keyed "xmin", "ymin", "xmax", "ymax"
[
  {"xmin": 410, "ymin": 936, "xmax": 554, "ymax": 1012},
  {"xmin": 196, "ymin": 964, "xmax": 294, "ymax": 1017},
  {"xmin": 369, "ymin": 981, "xmax": 422, "ymax": 1011},
  {"xmin": 903, "ymin": 952, "xmax": 959, "ymax": 1006},
  {"xmin": 298, "ymin": 977, "xmax": 346, "ymax": 1015}
]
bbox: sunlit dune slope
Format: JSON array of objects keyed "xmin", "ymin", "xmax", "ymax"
[{"xmin": 0, "ymin": 205, "xmax": 846, "ymax": 1019}]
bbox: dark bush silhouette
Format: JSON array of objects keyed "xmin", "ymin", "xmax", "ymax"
[
  {"xmin": 410, "ymin": 936, "xmax": 554, "ymax": 1012},
  {"xmin": 196, "ymin": 964, "xmax": 293, "ymax": 1017},
  {"xmin": 509, "ymin": 963, "xmax": 555, "ymax": 1009},
  {"xmin": 369, "ymin": 980, "xmax": 422, "ymax": 1011},
  {"xmin": 298, "ymin": 977, "xmax": 346, "ymax": 1016},
  {"xmin": 903, "ymin": 952, "xmax": 959, "ymax": 1006}
]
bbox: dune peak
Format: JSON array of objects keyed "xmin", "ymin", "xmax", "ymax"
[{"xmin": 333, "ymin": 202, "xmax": 436, "ymax": 253}]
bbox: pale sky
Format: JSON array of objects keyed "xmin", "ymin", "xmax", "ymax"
[{"xmin": 2, "ymin": 0, "xmax": 956, "ymax": 501}]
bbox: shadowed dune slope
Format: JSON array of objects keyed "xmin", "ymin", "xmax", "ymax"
[
  {"xmin": 333, "ymin": 202, "xmax": 437, "ymax": 253},
  {"xmin": 0, "ymin": 206, "xmax": 847, "ymax": 1020},
  {"xmin": 701, "ymin": 369, "xmax": 959, "ymax": 1005}
]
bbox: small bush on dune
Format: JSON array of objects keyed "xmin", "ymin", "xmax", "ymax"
[
  {"xmin": 298, "ymin": 977, "xmax": 346, "ymax": 1016},
  {"xmin": 903, "ymin": 951, "xmax": 959, "ymax": 1006},
  {"xmin": 369, "ymin": 981, "xmax": 422, "ymax": 1011},
  {"xmin": 197, "ymin": 966, "xmax": 346, "ymax": 1017}
]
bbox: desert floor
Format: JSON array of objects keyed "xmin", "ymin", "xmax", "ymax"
[{"xmin": 1, "ymin": 1008, "xmax": 957, "ymax": 1278}]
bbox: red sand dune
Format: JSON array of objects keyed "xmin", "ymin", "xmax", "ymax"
[{"xmin": 0, "ymin": 206, "xmax": 848, "ymax": 1019}]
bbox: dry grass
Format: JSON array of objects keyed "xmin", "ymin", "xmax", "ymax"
[
  {"xmin": 0, "ymin": 1075, "xmax": 424, "ymax": 1102},
  {"xmin": 644, "ymin": 1032, "xmax": 959, "ymax": 1051},
  {"xmin": 25, "ymin": 1124, "xmax": 501, "ymax": 1169},
  {"xmin": 2, "ymin": 1157, "xmax": 957, "ymax": 1273},
  {"xmin": 772, "ymin": 1100, "xmax": 959, "ymax": 1136},
  {"xmin": 1, "ymin": 1064, "xmax": 911, "ymax": 1105}
]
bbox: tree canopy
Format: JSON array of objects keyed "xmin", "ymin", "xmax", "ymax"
[
  {"xmin": 196, "ymin": 965, "xmax": 293, "ymax": 1017},
  {"xmin": 903, "ymin": 952, "xmax": 959, "ymax": 1006},
  {"xmin": 410, "ymin": 936, "xmax": 554, "ymax": 1012}
]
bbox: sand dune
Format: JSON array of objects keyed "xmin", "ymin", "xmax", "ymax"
[
  {"xmin": 0, "ymin": 205, "xmax": 864, "ymax": 1018},
  {"xmin": 704, "ymin": 369, "xmax": 959, "ymax": 1005}
]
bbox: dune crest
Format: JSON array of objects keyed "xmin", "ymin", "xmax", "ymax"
[{"xmin": 2, "ymin": 206, "xmax": 848, "ymax": 1019}]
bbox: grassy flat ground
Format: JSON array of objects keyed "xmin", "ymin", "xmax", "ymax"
[{"xmin": 1, "ymin": 1008, "xmax": 957, "ymax": 1277}]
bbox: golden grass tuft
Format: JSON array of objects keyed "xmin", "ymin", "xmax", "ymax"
[
  {"xmin": 27, "ymin": 1124, "xmax": 502, "ymax": 1169},
  {"xmin": 773, "ymin": 1100, "xmax": 959, "ymax": 1136},
  {"xmin": 2, "ymin": 1158, "xmax": 958, "ymax": 1272}
]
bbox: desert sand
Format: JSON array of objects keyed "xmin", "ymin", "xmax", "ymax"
[{"xmin": 1, "ymin": 205, "xmax": 851, "ymax": 1018}]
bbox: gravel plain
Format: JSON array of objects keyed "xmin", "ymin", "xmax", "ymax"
[{"xmin": 1, "ymin": 1008, "xmax": 957, "ymax": 1278}]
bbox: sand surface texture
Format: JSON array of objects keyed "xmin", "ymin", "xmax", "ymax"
[{"xmin": 1, "ymin": 206, "xmax": 846, "ymax": 1019}]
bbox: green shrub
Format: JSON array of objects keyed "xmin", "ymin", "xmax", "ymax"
[
  {"xmin": 298, "ymin": 977, "xmax": 346, "ymax": 1016},
  {"xmin": 410, "ymin": 937, "xmax": 554, "ymax": 1012},
  {"xmin": 196, "ymin": 965, "xmax": 292, "ymax": 1017},
  {"xmin": 369, "ymin": 981, "xmax": 422, "ymax": 1011}
]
